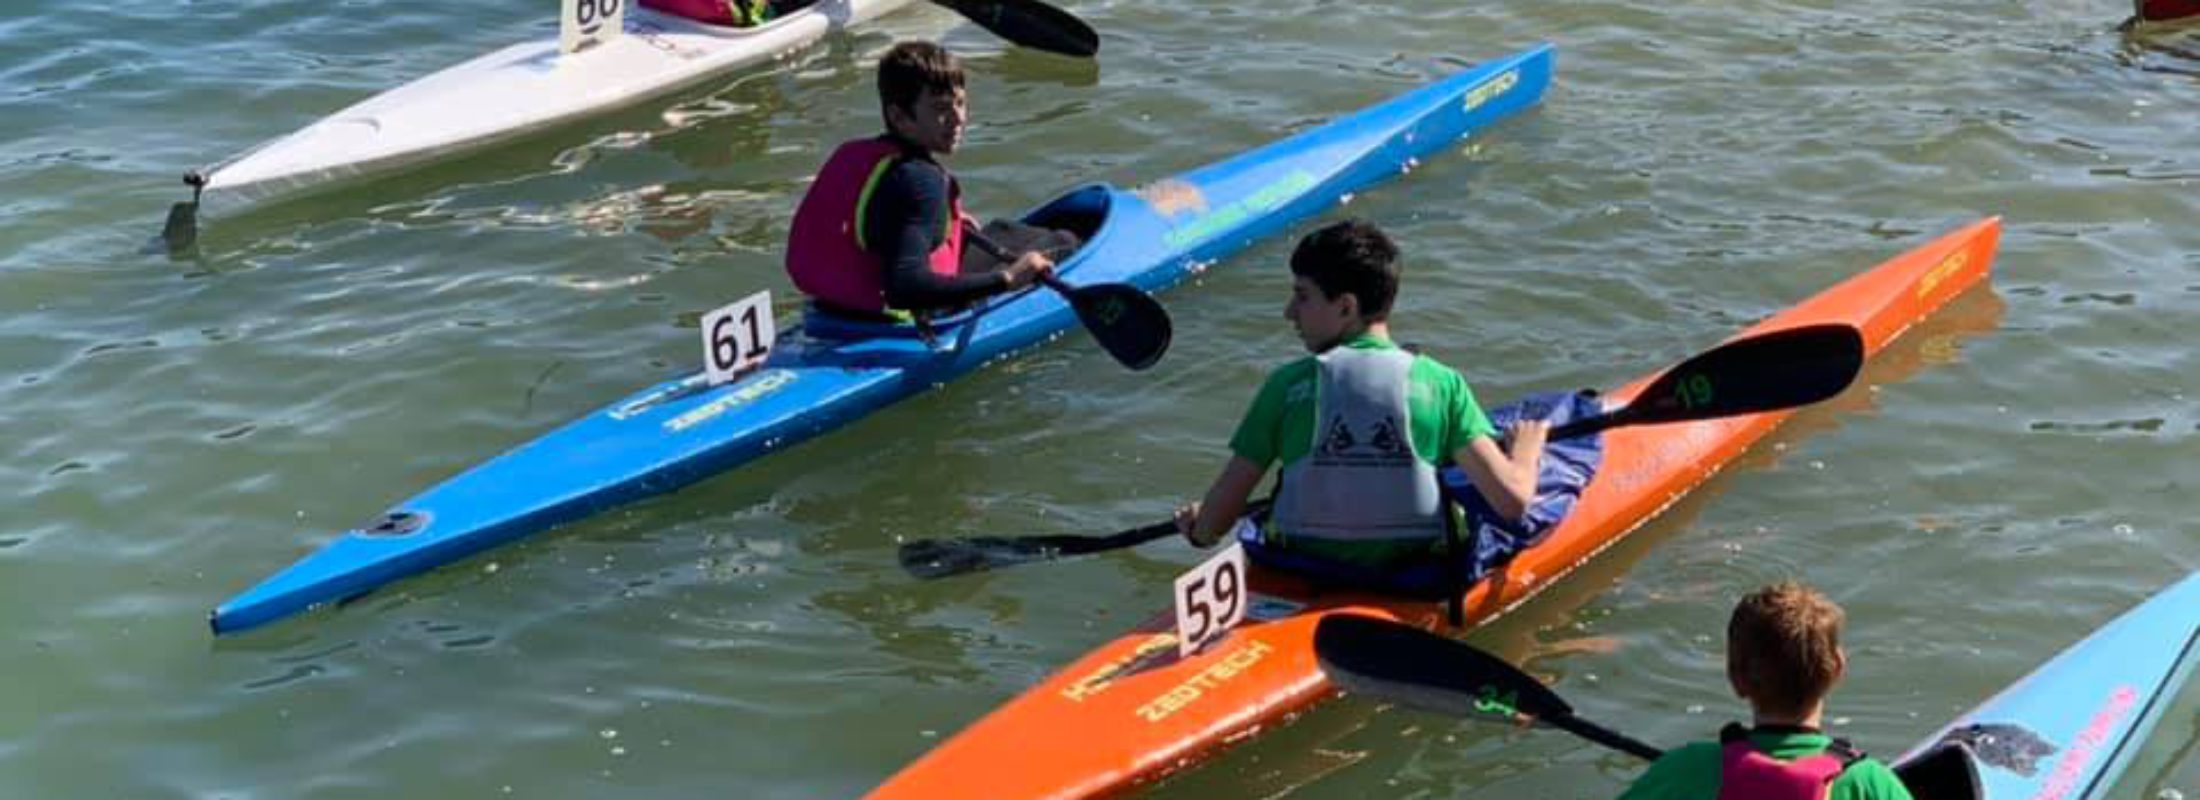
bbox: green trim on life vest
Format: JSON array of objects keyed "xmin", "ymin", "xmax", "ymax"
[
  {"xmin": 728, "ymin": 0, "xmax": 771, "ymax": 26},
  {"xmin": 851, "ymin": 155, "xmax": 899, "ymax": 253}
]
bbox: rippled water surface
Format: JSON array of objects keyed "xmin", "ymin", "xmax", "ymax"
[{"xmin": 3, "ymin": 0, "xmax": 2198, "ymax": 797}]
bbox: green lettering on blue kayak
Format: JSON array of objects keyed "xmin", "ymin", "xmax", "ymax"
[{"xmin": 1162, "ymin": 170, "xmax": 1319, "ymax": 251}]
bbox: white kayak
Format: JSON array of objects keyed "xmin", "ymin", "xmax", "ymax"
[{"xmin": 179, "ymin": 0, "xmax": 919, "ymax": 222}]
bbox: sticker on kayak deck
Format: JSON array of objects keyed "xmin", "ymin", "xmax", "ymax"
[
  {"xmin": 1060, "ymin": 633, "xmax": 1178, "ymax": 703},
  {"xmin": 663, "ymin": 369, "xmax": 794, "ymax": 432},
  {"xmin": 559, "ymin": 0, "xmax": 626, "ymax": 55},
  {"xmin": 1174, "ymin": 542, "xmax": 1248, "ymax": 658},
  {"xmin": 1917, "ymin": 249, "xmax": 1971, "ymax": 302},
  {"xmin": 1462, "ymin": 69, "xmax": 1521, "ymax": 114},
  {"xmin": 1937, "ymin": 722, "xmax": 2057, "ymax": 778},
  {"xmin": 1160, "ymin": 170, "xmax": 1317, "ymax": 250},
  {"xmin": 701, "ymin": 290, "xmax": 775, "ymax": 387},
  {"xmin": 1245, "ymin": 595, "xmax": 1303, "ymax": 622},
  {"xmin": 1134, "ymin": 638, "xmax": 1275, "ymax": 723},
  {"xmin": 1133, "ymin": 179, "xmax": 1207, "ymax": 217}
]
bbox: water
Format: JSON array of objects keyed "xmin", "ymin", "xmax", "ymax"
[{"xmin": 3, "ymin": 0, "xmax": 2197, "ymax": 796}]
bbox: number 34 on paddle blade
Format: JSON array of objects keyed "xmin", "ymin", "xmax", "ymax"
[
  {"xmin": 1174, "ymin": 542, "xmax": 1248, "ymax": 657},
  {"xmin": 702, "ymin": 290, "xmax": 775, "ymax": 386}
]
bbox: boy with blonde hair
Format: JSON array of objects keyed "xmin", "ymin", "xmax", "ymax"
[{"xmin": 1617, "ymin": 581, "xmax": 1913, "ymax": 800}]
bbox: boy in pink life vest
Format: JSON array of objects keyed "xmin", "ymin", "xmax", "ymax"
[
  {"xmin": 639, "ymin": 0, "xmax": 802, "ymax": 28},
  {"xmin": 784, "ymin": 41, "xmax": 1056, "ymax": 319},
  {"xmin": 1617, "ymin": 582, "xmax": 1913, "ymax": 800}
]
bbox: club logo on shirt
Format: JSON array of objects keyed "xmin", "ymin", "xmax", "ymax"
[{"xmin": 1316, "ymin": 413, "xmax": 1411, "ymax": 465}]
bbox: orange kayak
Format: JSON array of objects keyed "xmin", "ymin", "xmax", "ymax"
[{"xmin": 865, "ymin": 217, "xmax": 2004, "ymax": 799}]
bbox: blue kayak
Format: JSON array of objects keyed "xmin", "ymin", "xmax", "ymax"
[
  {"xmin": 210, "ymin": 44, "xmax": 1559, "ymax": 635},
  {"xmin": 1893, "ymin": 570, "xmax": 2200, "ymax": 800}
]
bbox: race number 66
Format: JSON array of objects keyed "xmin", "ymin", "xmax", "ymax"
[
  {"xmin": 1174, "ymin": 541, "xmax": 1248, "ymax": 657},
  {"xmin": 700, "ymin": 290, "xmax": 775, "ymax": 386},
  {"xmin": 559, "ymin": 0, "xmax": 626, "ymax": 55}
]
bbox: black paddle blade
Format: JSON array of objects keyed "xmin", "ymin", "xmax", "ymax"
[
  {"xmin": 899, "ymin": 535, "xmax": 1067, "ymax": 579},
  {"xmin": 1557, "ymin": 324, "xmax": 1865, "ymax": 439},
  {"xmin": 898, "ymin": 517, "xmax": 1181, "ymax": 580},
  {"xmin": 1314, "ymin": 615, "xmax": 1574, "ymax": 722},
  {"xmin": 933, "ymin": 0, "xmax": 1101, "ymax": 57},
  {"xmin": 1066, "ymin": 283, "xmax": 1171, "ymax": 370}
]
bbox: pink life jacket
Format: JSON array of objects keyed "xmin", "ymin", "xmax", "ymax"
[
  {"xmin": 639, "ymin": 0, "xmax": 735, "ymax": 25},
  {"xmin": 2139, "ymin": 0, "xmax": 2200, "ymax": 21},
  {"xmin": 785, "ymin": 138, "xmax": 966, "ymax": 314},
  {"xmin": 1715, "ymin": 724, "xmax": 1861, "ymax": 800}
]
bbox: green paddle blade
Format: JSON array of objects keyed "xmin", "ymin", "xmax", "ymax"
[
  {"xmin": 1062, "ymin": 282, "xmax": 1171, "ymax": 370},
  {"xmin": 932, "ymin": 0, "xmax": 1101, "ymax": 57}
]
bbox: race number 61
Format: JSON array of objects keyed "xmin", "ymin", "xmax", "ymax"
[
  {"xmin": 1174, "ymin": 541, "xmax": 1248, "ymax": 657},
  {"xmin": 700, "ymin": 290, "xmax": 774, "ymax": 386}
]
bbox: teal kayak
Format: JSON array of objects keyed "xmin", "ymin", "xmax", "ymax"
[{"xmin": 1892, "ymin": 570, "xmax": 2200, "ymax": 799}]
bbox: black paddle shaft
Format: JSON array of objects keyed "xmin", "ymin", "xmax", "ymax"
[{"xmin": 898, "ymin": 499, "xmax": 1272, "ymax": 579}]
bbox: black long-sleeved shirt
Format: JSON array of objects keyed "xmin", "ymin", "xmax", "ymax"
[{"xmin": 860, "ymin": 137, "xmax": 1004, "ymax": 311}]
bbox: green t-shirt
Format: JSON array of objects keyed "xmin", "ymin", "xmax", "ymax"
[
  {"xmin": 1615, "ymin": 729, "xmax": 1914, "ymax": 800},
  {"xmin": 1227, "ymin": 333, "xmax": 1497, "ymax": 567}
]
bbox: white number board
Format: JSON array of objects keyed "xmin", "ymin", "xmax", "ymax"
[
  {"xmin": 559, "ymin": 0, "xmax": 626, "ymax": 55},
  {"xmin": 1173, "ymin": 541, "xmax": 1248, "ymax": 658},
  {"xmin": 700, "ymin": 290, "xmax": 775, "ymax": 386}
]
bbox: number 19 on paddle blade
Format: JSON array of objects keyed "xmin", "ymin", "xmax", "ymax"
[
  {"xmin": 1174, "ymin": 542, "xmax": 1248, "ymax": 658},
  {"xmin": 559, "ymin": 0, "xmax": 626, "ymax": 56},
  {"xmin": 701, "ymin": 290, "xmax": 775, "ymax": 386}
]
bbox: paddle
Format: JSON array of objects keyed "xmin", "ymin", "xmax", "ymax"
[
  {"xmin": 899, "ymin": 499, "xmax": 1271, "ymax": 579},
  {"xmin": 1547, "ymin": 323, "xmax": 1865, "ymax": 440},
  {"xmin": 964, "ymin": 225, "xmax": 1172, "ymax": 370},
  {"xmin": 895, "ymin": 323, "xmax": 1865, "ymax": 580},
  {"xmin": 933, "ymin": 0, "xmax": 1100, "ymax": 58},
  {"xmin": 1313, "ymin": 614, "xmax": 1666, "ymax": 760}
]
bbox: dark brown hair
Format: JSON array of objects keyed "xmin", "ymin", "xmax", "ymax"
[
  {"xmin": 1288, "ymin": 219, "xmax": 1401, "ymax": 320},
  {"xmin": 877, "ymin": 41, "xmax": 965, "ymax": 117}
]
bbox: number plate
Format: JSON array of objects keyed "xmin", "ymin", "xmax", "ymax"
[
  {"xmin": 1173, "ymin": 542, "xmax": 1248, "ymax": 658},
  {"xmin": 559, "ymin": 0, "xmax": 626, "ymax": 55},
  {"xmin": 700, "ymin": 290, "xmax": 775, "ymax": 386}
]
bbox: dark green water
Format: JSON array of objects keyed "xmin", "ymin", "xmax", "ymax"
[{"xmin": 2, "ymin": 0, "xmax": 2196, "ymax": 797}]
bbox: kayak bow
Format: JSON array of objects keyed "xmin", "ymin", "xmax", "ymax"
[
  {"xmin": 1892, "ymin": 570, "xmax": 2200, "ymax": 800},
  {"xmin": 209, "ymin": 45, "xmax": 1558, "ymax": 635},
  {"xmin": 178, "ymin": 0, "xmax": 920, "ymax": 223},
  {"xmin": 862, "ymin": 217, "xmax": 2004, "ymax": 799}
]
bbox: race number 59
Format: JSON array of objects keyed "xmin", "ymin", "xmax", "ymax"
[
  {"xmin": 700, "ymin": 290, "xmax": 774, "ymax": 386},
  {"xmin": 1174, "ymin": 542, "xmax": 1248, "ymax": 657},
  {"xmin": 559, "ymin": 0, "xmax": 626, "ymax": 55}
]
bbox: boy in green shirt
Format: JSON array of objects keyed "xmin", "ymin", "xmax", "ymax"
[
  {"xmin": 1617, "ymin": 581, "xmax": 1914, "ymax": 800},
  {"xmin": 1173, "ymin": 219, "xmax": 1547, "ymax": 572}
]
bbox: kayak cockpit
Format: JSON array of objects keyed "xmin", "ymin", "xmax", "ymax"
[
  {"xmin": 799, "ymin": 184, "xmax": 1115, "ymax": 341},
  {"xmin": 636, "ymin": 0, "xmax": 823, "ymax": 33},
  {"xmin": 1893, "ymin": 741, "xmax": 1984, "ymax": 800}
]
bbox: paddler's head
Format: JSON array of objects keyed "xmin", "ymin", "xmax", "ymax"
[
  {"xmin": 1725, "ymin": 581, "xmax": 1848, "ymax": 728},
  {"xmin": 879, "ymin": 41, "xmax": 968, "ymax": 157},
  {"xmin": 1286, "ymin": 219, "xmax": 1399, "ymax": 353}
]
